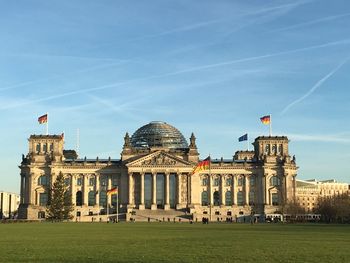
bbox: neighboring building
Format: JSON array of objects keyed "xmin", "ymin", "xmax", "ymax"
[
  {"xmin": 18, "ymin": 121, "xmax": 298, "ymax": 221},
  {"xmin": 0, "ymin": 191, "xmax": 20, "ymax": 219},
  {"xmin": 296, "ymin": 179, "xmax": 350, "ymax": 212}
]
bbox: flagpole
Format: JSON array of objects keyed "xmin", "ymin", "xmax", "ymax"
[
  {"xmin": 269, "ymin": 114, "xmax": 272, "ymax": 137},
  {"xmin": 107, "ymin": 196, "xmax": 109, "ymax": 223},
  {"xmin": 46, "ymin": 112, "xmax": 49, "ymax": 135},
  {"xmin": 116, "ymin": 188, "xmax": 119, "ymax": 223},
  {"xmin": 209, "ymin": 154, "xmax": 212, "ymax": 222},
  {"xmin": 247, "ymin": 134, "xmax": 249, "ymax": 151}
]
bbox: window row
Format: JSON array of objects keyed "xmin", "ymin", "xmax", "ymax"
[
  {"xmin": 201, "ymin": 177, "xmax": 256, "ymax": 186},
  {"xmin": 36, "ymin": 143, "xmax": 54, "ymax": 153},
  {"xmin": 264, "ymin": 144, "xmax": 283, "ymax": 155},
  {"xmin": 201, "ymin": 191, "xmax": 255, "ymax": 206},
  {"xmin": 39, "ymin": 190, "xmax": 118, "ymax": 207},
  {"xmin": 37, "ymin": 175, "xmax": 118, "ymax": 187}
]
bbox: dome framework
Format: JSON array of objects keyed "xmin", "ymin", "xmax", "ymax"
[{"xmin": 130, "ymin": 121, "xmax": 189, "ymax": 149}]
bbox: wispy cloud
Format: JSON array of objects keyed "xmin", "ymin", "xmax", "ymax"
[
  {"xmin": 1, "ymin": 38, "xmax": 349, "ymax": 110},
  {"xmin": 0, "ymin": 61, "xmax": 128, "ymax": 92},
  {"xmin": 270, "ymin": 12, "xmax": 350, "ymax": 33},
  {"xmin": 289, "ymin": 133, "xmax": 350, "ymax": 143},
  {"xmin": 281, "ymin": 57, "xmax": 349, "ymax": 115}
]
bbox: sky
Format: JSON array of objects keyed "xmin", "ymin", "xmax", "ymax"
[{"xmin": 1, "ymin": 0, "xmax": 350, "ymax": 193}]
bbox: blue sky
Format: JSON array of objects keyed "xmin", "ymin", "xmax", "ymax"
[{"xmin": 1, "ymin": 0, "xmax": 350, "ymax": 193}]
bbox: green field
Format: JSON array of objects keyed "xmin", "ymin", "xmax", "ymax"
[{"xmin": 0, "ymin": 222, "xmax": 349, "ymax": 263}]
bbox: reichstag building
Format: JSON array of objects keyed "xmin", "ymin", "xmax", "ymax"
[{"xmin": 18, "ymin": 121, "xmax": 298, "ymax": 221}]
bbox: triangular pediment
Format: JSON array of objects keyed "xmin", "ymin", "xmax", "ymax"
[{"xmin": 126, "ymin": 151, "xmax": 192, "ymax": 167}]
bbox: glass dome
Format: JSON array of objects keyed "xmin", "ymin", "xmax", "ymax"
[{"xmin": 131, "ymin": 121, "xmax": 189, "ymax": 149}]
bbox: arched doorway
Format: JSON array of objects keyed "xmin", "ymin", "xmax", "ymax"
[
  {"xmin": 76, "ymin": 191, "xmax": 82, "ymax": 206},
  {"xmin": 213, "ymin": 191, "xmax": 220, "ymax": 206}
]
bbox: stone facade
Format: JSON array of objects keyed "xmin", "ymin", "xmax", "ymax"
[
  {"xmin": 296, "ymin": 179, "xmax": 350, "ymax": 212},
  {"xmin": 18, "ymin": 122, "xmax": 298, "ymax": 222},
  {"xmin": 0, "ymin": 191, "xmax": 20, "ymax": 219}
]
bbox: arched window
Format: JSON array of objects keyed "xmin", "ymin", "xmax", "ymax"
[
  {"xmin": 249, "ymin": 191, "xmax": 255, "ymax": 205},
  {"xmin": 99, "ymin": 190, "xmax": 107, "ymax": 206},
  {"xmin": 201, "ymin": 191, "xmax": 208, "ymax": 206},
  {"xmin": 237, "ymin": 191, "xmax": 244, "ymax": 206},
  {"xmin": 225, "ymin": 191, "xmax": 232, "ymax": 206},
  {"xmin": 36, "ymin": 143, "xmax": 41, "ymax": 153},
  {"xmin": 265, "ymin": 144, "xmax": 270, "ymax": 154},
  {"xmin": 76, "ymin": 191, "xmax": 83, "ymax": 206},
  {"xmin": 238, "ymin": 177, "xmax": 244, "ymax": 186},
  {"xmin": 271, "ymin": 176, "xmax": 280, "ymax": 186},
  {"xmin": 88, "ymin": 191, "xmax": 96, "ymax": 206},
  {"xmin": 213, "ymin": 191, "xmax": 220, "ymax": 206},
  {"xmin": 38, "ymin": 176, "xmax": 47, "ymax": 186}
]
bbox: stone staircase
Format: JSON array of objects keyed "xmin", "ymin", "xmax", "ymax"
[{"xmin": 129, "ymin": 209, "xmax": 192, "ymax": 222}]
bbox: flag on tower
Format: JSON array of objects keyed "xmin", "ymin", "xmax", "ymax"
[
  {"xmin": 192, "ymin": 156, "xmax": 210, "ymax": 175},
  {"xmin": 38, "ymin": 114, "xmax": 48, "ymax": 124},
  {"xmin": 238, "ymin": 133, "xmax": 248, "ymax": 142},
  {"xmin": 260, "ymin": 115, "xmax": 271, "ymax": 125},
  {"xmin": 107, "ymin": 187, "xmax": 118, "ymax": 195}
]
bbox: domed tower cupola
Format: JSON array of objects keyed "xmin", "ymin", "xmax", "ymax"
[{"xmin": 130, "ymin": 121, "xmax": 189, "ymax": 150}]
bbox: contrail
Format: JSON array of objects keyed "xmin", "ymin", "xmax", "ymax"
[
  {"xmin": 90, "ymin": 0, "xmax": 309, "ymax": 51},
  {"xmin": 1, "ymin": 38, "xmax": 349, "ymax": 110},
  {"xmin": 270, "ymin": 12, "xmax": 350, "ymax": 33},
  {"xmin": 281, "ymin": 57, "xmax": 350, "ymax": 115},
  {"xmin": 0, "ymin": 61, "xmax": 128, "ymax": 92}
]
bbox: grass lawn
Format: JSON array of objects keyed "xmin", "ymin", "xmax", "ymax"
[{"xmin": 0, "ymin": 222, "xmax": 349, "ymax": 263}]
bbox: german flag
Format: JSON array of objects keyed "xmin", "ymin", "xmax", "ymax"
[
  {"xmin": 38, "ymin": 114, "xmax": 48, "ymax": 124},
  {"xmin": 107, "ymin": 187, "xmax": 118, "ymax": 195},
  {"xmin": 260, "ymin": 115, "xmax": 271, "ymax": 125},
  {"xmin": 192, "ymin": 157, "xmax": 210, "ymax": 175}
]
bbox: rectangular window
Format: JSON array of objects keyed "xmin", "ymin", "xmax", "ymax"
[
  {"xmin": 77, "ymin": 177, "xmax": 82, "ymax": 186},
  {"xmin": 202, "ymin": 178, "xmax": 208, "ymax": 186},
  {"xmin": 89, "ymin": 177, "xmax": 95, "ymax": 186},
  {"xmin": 250, "ymin": 177, "xmax": 255, "ymax": 186},
  {"xmin": 272, "ymin": 193, "xmax": 279, "ymax": 206},
  {"xmin": 39, "ymin": 193, "xmax": 48, "ymax": 206}
]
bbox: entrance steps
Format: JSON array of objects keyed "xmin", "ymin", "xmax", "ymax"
[{"xmin": 129, "ymin": 209, "xmax": 192, "ymax": 222}]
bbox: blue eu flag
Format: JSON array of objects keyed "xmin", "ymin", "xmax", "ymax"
[{"xmin": 238, "ymin": 133, "xmax": 248, "ymax": 142}]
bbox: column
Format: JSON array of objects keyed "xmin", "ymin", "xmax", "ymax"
[
  {"xmin": 128, "ymin": 172, "xmax": 134, "ymax": 207},
  {"xmin": 95, "ymin": 174, "xmax": 100, "ymax": 206},
  {"xmin": 264, "ymin": 174, "xmax": 269, "ymax": 205},
  {"xmin": 26, "ymin": 173, "xmax": 33, "ymax": 204},
  {"xmin": 106, "ymin": 175, "xmax": 111, "ymax": 207},
  {"xmin": 245, "ymin": 175, "xmax": 250, "ymax": 206},
  {"xmin": 151, "ymin": 172, "xmax": 157, "ymax": 210},
  {"xmin": 220, "ymin": 175, "xmax": 225, "ymax": 206},
  {"xmin": 209, "ymin": 174, "xmax": 213, "ymax": 206},
  {"xmin": 83, "ymin": 175, "xmax": 89, "ymax": 206},
  {"xmin": 176, "ymin": 173, "xmax": 182, "ymax": 209},
  {"xmin": 139, "ymin": 173, "xmax": 145, "ymax": 210},
  {"xmin": 20, "ymin": 174, "xmax": 25, "ymax": 204},
  {"xmin": 233, "ymin": 175, "xmax": 237, "ymax": 205},
  {"xmin": 164, "ymin": 173, "xmax": 170, "ymax": 210},
  {"xmin": 71, "ymin": 174, "xmax": 76, "ymax": 205}
]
